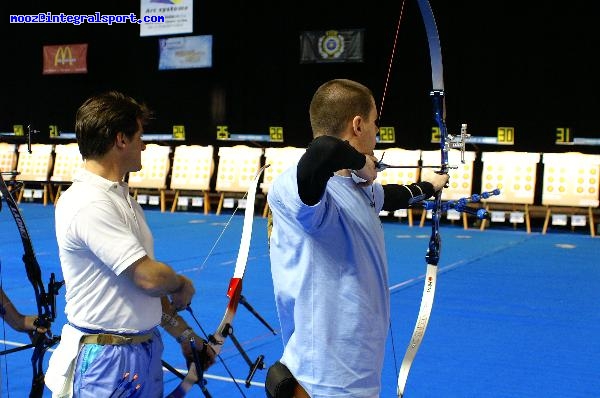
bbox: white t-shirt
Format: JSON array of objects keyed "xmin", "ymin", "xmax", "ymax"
[
  {"xmin": 55, "ymin": 168, "xmax": 161, "ymax": 332},
  {"xmin": 268, "ymin": 166, "xmax": 390, "ymax": 398}
]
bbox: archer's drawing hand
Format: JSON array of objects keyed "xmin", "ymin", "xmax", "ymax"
[{"xmin": 353, "ymin": 154, "xmax": 378, "ymax": 186}]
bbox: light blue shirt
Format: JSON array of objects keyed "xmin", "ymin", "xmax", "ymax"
[{"xmin": 268, "ymin": 166, "xmax": 390, "ymax": 398}]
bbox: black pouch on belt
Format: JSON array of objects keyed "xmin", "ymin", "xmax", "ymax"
[{"xmin": 265, "ymin": 360, "xmax": 296, "ymax": 398}]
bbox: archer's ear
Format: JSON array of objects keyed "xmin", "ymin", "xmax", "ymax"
[
  {"xmin": 352, "ymin": 115, "xmax": 363, "ymax": 136},
  {"xmin": 115, "ymin": 132, "xmax": 127, "ymax": 148}
]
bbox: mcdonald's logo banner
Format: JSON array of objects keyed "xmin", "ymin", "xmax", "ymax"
[{"xmin": 43, "ymin": 44, "xmax": 88, "ymax": 74}]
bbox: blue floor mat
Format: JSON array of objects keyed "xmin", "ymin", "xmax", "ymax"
[{"xmin": 1, "ymin": 203, "xmax": 598, "ymax": 397}]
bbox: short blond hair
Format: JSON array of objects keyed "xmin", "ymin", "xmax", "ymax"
[{"xmin": 309, "ymin": 79, "xmax": 375, "ymax": 138}]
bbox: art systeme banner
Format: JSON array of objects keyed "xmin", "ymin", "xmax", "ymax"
[
  {"xmin": 299, "ymin": 29, "xmax": 364, "ymax": 63},
  {"xmin": 140, "ymin": 0, "xmax": 193, "ymax": 37}
]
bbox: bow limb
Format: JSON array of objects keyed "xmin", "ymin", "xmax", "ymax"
[
  {"xmin": 397, "ymin": 1, "xmax": 448, "ymax": 396},
  {"xmin": 185, "ymin": 165, "xmax": 268, "ymax": 396},
  {"xmin": 0, "ymin": 172, "xmax": 63, "ymax": 398},
  {"xmin": 210, "ymin": 164, "xmax": 267, "ymax": 356}
]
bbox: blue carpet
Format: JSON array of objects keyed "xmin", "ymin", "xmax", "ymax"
[{"xmin": 1, "ymin": 203, "xmax": 599, "ymax": 397}]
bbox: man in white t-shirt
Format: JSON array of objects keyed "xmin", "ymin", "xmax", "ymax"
[{"xmin": 47, "ymin": 91, "xmax": 214, "ymax": 397}]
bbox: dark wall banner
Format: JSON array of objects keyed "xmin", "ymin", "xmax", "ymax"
[
  {"xmin": 299, "ymin": 29, "xmax": 364, "ymax": 63},
  {"xmin": 43, "ymin": 44, "xmax": 88, "ymax": 74}
]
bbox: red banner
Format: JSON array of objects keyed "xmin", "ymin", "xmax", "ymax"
[{"xmin": 43, "ymin": 44, "xmax": 88, "ymax": 74}]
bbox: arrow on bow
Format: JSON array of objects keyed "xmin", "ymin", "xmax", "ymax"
[
  {"xmin": 375, "ymin": 126, "xmax": 470, "ymax": 171},
  {"xmin": 0, "ymin": 171, "xmax": 63, "ymax": 398}
]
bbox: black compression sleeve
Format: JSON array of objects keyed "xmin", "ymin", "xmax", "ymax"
[
  {"xmin": 382, "ymin": 182, "xmax": 435, "ymax": 211},
  {"xmin": 297, "ymin": 136, "xmax": 366, "ymax": 205}
]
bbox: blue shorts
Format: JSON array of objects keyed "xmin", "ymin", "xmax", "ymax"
[{"xmin": 73, "ymin": 328, "xmax": 164, "ymax": 398}]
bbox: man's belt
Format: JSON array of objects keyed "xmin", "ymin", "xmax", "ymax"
[{"xmin": 81, "ymin": 332, "xmax": 153, "ymax": 345}]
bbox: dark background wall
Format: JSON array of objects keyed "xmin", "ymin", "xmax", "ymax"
[{"xmin": 2, "ymin": 1, "xmax": 598, "ymax": 153}]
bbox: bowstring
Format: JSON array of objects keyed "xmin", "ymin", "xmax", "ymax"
[
  {"xmin": 195, "ymin": 201, "xmax": 244, "ymax": 274},
  {"xmin": 195, "ymin": 146, "xmax": 266, "ymax": 275},
  {"xmin": 195, "ymin": 172, "xmax": 258, "ymax": 275},
  {"xmin": 0, "ymin": 176, "xmax": 10, "ymax": 397},
  {"xmin": 380, "ymin": 0, "xmax": 408, "ymax": 381},
  {"xmin": 379, "ymin": 0, "xmax": 408, "ymax": 121},
  {"xmin": 0, "ymin": 258, "xmax": 8, "ymax": 398}
]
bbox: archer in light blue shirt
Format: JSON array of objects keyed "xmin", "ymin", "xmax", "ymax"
[{"xmin": 267, "ymin": 79, "xmax": 446, "ymax": 398}]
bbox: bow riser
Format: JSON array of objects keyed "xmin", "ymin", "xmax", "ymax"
[{"xmin": 210, "ymin": 276, "xmax": 243, "ymax": 354}]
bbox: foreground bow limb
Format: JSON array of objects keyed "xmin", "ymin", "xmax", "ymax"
[
  {"xmin": 180, "ymin": 165, "xmax": 269, "ymax": 397},
  {"xmin": 394, "ymin": 1, "xmax": 453, "ymax": 396},
  {"xmin": 394, "ymin": 2, "xmax": 502, "ymax": 396}
]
